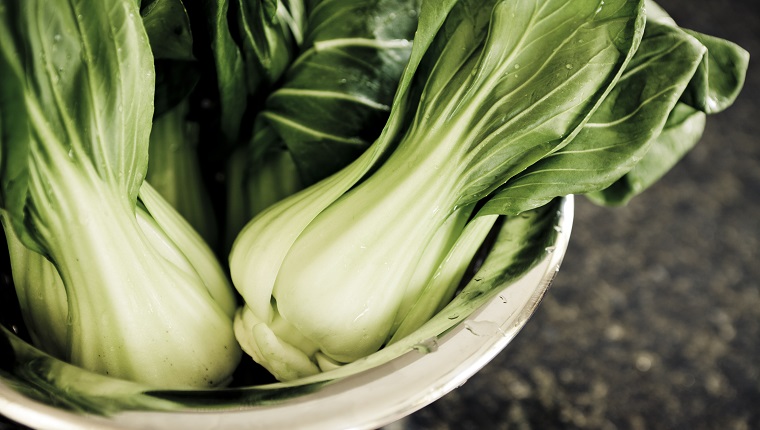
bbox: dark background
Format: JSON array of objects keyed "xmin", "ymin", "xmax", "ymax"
[
  {"xmin": 392, "ymin": 0, "xmax": 760, "ymax": 429},
  {"xmin": 2, "ymin": 0, "xmax": 758, "ymax": 429}
]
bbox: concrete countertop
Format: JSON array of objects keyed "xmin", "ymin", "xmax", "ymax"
[{"xmin": 393, "ymin": 0, "xmax": 760, "ymax": 428}]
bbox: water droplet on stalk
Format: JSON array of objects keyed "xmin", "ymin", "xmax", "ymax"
[{"xmin": 413, "ymin": 337, "xmax": 439, "ymax": 354}]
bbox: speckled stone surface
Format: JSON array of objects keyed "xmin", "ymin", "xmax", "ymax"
[{"xmin": 389, "ymin": 1, "xmax": 760, "ymax": 429}]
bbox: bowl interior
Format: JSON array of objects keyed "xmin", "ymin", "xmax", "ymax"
[{"xmin": 0, "ymin": 196, "xmax": 573, "ymax": 430}]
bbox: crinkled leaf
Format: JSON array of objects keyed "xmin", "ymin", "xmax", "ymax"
[
  {"xmin": 225, "ymin": 0, "xmax": 423, "ymax": 240},
  {"xmin": 644, "ymin": 2, "xmax": 748, "ymax": 113},
  {"xmin": 591, "ymin": 15, "xmax": 749, "ymax": 205},
  {"xmin": 258, "ymin": 0, "xmax": 419, "ymax": 184},
  {"xmin": 678, "ymin": 29, "xmax": 749, "ymax": 114}
]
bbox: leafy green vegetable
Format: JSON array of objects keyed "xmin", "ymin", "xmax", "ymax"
[
  {"xmin": 0, "ymin": 0, "xmax": 240, "ymax": 388},
  {"xmin": 229, "ymin": 0, "xmax": 748, "ymax": 382},
  {"xmin": 1, "ymin": 178, "xmax": 238, "ymax": 365},
  {"xmin": 230, "ymin": 0, "xmax": 645, "ymax": 380}
]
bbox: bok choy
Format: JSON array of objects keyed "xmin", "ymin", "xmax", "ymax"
[
  {"xmin": 0, "ymin": 0, "xmax": 240, "ymax": 388},
  {"xmin": 230, "ymin": 0, "xmax": 747, "ymax": 381}
]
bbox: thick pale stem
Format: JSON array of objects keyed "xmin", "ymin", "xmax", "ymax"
[
  {"xmin": 273, "ymin": 120, "xmax": 470, "ymax": 363},
  {"xmin": 26, "ymin": 141, "xmax": 240, "ymax": 388}
]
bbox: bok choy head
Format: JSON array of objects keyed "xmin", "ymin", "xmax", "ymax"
[
  {"xmin": 0, "ymin": 0, "xmax": 241, "ymax": 388},
  {"xmin": 230, "ymin": 0, "xmax": 748, "ymax": 382},
  {"xmin": 230, "ymin": 0, "xmax": 646, "ymax": 380}
]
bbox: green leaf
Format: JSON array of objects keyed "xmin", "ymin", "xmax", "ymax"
[
  {"xmin": 588, "ymin": 10, "xmax": 749, "ymax": 206},
  {"xmin": 201, "ymin": 0, "xmax": 305, "ymax": 141},
  {"xmin": 0, "ymin": 326, "xmax": 184, "ymax": 415},
  {"xmin": 141, "ymin": 0, "xmax": 195, "ymax": 60},
  {"xmin": 0, "ymin": 7, "xmax": 34, "ymax": 250},
  {"xmin": 450, "ymin": 0, "xmax": 646, "ymax": 205},
  {"xmin": 480, "ymin": 19, "xmax": 707, "ymax": 215},
  {"xmin": 645, "ymin": 2, "xmax": 749, "ymax": 114},
  {"xmin": 588, "ymin": 103, "xmax": 706, "ymax": 205},
  {"xmin": 0, "ymin": 0, "xmax": 155, "ymax": 250},
  {"xmin": 262, "ymin": 0, "xmax": 419, "ymax": 184},
  {"xmin": 224, "ymin": 0, "xmax": 425, "ymax": 240},
  {"xmin": 140, "ymin": 0, "xmax": 201, "ymax": 115},
  {"xmin": 199, "ymin": 0, "xmax": 248, "ymax": 141},
  {"xmin": 679, "ymin": 29, "xmax": 750, "ymax": 114},
  {"xmin": 235, "ymin": 0, "xmax": 304, "ymax": 97}
]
